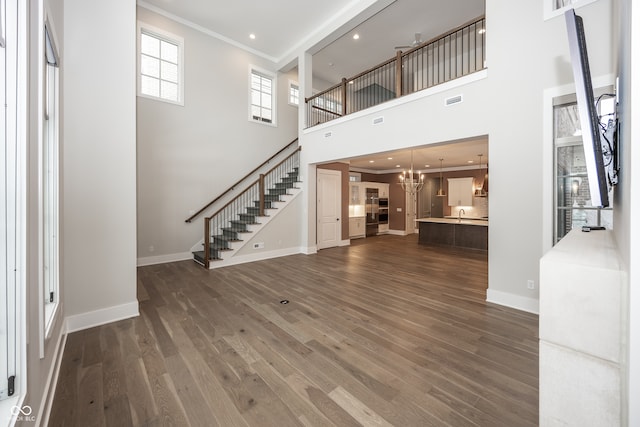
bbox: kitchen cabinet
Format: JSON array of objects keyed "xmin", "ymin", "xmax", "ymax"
[
  {"xmin": 378, "ymin": 183, "xmax": 389, "ymax": 198},
  {"xmin": 349, "ymin": 217, "xmax": 366, "ymax": 238},
  {"xmin": 447, "ymin": 177, "xmax": 473, "ymax": 206},
  {"xmin": 350, "ymin": 183, "xmax": 363, "ymax": 204}
]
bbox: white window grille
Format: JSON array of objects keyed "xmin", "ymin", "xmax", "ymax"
[
  {"xmin": 138, "ymin": 23, "xmax": 184, "ymax": 105},
  {"xmin": 250, "ymin": 67, "xmax": 276, "ymax": 125}
]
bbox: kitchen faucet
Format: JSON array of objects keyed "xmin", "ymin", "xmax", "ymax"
[{"xmin": 458, "ymin": 208, "xmax": 465, "ymax": 222}]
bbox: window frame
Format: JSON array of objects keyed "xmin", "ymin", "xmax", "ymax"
[
  {"xmin": 544, "ymin": 0, "xmax": 599, "ymax": 21},
  {"xmin": 137, "ymin": 22, "xmax": 184, "ymax": 106},
  {"xmin": 42, "ymin": 18, "xmax": 60, "ymax": 341},
  {"xmin": 0, "ymin": 0, "xmax": 27, "ymax": 418},
  {"xmin": 288, "ymin": 80, "xmax": 299, "ymax": 107},
  {"xmin": 248, "ymin": 65, "xmax": 277, "ymax": 126},
  {"xmin": 552, "ymin": 90, "xmax": 614, "ymax": 244}
]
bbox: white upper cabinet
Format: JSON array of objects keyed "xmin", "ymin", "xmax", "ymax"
[{"xmin": 447, "ymin": 177, "xmax": 474, "ymax": 206}]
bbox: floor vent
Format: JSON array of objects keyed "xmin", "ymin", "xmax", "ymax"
[{"xmin": 445, "ymin": 94, "xmax": 463, "ymax": 106}]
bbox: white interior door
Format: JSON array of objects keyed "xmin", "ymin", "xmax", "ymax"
[{"xmin": 317, "ymin": 169, "xmax": 341, "ymax": 249}]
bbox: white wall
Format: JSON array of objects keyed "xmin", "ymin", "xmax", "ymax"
[
  {"xmin": 136, "ymin": 6, "xmax": 298, "ymax": 263},
  {"xmin": 300, "ymin": 0, "xmax": 615, "ymax": 313},
  {"xmin": 62, "ymin": 0, "xmax": 137, "ymax": 323},
  {"xmin": 615, "ymin": 0, "xmax": 639, "ymax": 423}
]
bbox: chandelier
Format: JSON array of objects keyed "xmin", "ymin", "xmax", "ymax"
[{"xmin": 399, "ymin": 151, "xmax": 424, "ymax": 195}]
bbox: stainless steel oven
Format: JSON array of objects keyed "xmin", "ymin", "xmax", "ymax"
[{"xmin": 378, "ymin": 198, "xmax": 389, "ymax": 224}]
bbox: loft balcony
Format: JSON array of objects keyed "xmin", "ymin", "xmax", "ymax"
[{"xmin": 305, "ymin": 17, "xmax": 486, "ymax": 128}]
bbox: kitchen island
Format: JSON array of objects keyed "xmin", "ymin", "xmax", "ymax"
[{"xmin": 417, "ymin": 218, "xmax": 488, "ymax": 250}]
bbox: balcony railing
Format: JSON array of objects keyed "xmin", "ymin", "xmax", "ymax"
[{"xmin": 305, "ymin": 16, "xmax": 486, "ymax": 128}]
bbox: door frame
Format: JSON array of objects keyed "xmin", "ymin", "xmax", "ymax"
[{"xmin": 316, "ymin": 169, "xmax": 342, "ymax": 249}]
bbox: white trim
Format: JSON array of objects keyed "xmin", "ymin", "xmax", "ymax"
[
  {"xmin": 386, "ymin": 229, "xmax": 409, "ymax": 236},
  {"xmin": 543, "ymin": 0, "xmax": 599, "ymax": 21},
  {"xmin": 303, "ymin": 69, "xmax": 488, "ymax": 135},
  {"xmin": 486, "ymin": 289, "xmax": 540, "ymax": 314},
  {"xmin": 338, "ymin": 239, "xmax": 351, "ymax": 247},
  {"xmin": 208, "ymin": 246, "xmax": 304, "ymax": 269},
  {"xmin": 137, "ymin": 251, "xmax": 193, "ymax": 267},
  {"xmin": 248, "ymin": 65, "xmax": 277, "ymax": 127},
  {"xmin": 288, "ymin": 80, "xmax": 299, "ymax": 107},
  {"xmin": 35, "ymin": 328, "xmax": 66, "ymax": 427},
  {"xmin": 301, "ymin": 246, "xmax": 318, "ymax": 255},
  {"xmin": 137, "ymin": 21, "xmax": 185, "ymax": 106},
  {"xmin": 137, "ymin": 1, "xmax": 279, "ymax": 63},
  {"xmin": 65, "ymin": 301, "xmax": 139, "ymax": 334}
]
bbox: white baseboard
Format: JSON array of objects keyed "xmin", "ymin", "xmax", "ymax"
[
  {"xmin": 37, "ymin": 328, "xmax": 67, "ymax": 427},
  {"xmin": 65, "ymin": 300, "xmax": 139, "ymax": 333},
  {"xmin": 137, "ymin": 251, "xmax": 192, "ymax": 267},
  {"xmin": 209, "ymin": 246, "xmax": 303, "ymax": 269},
  {"xmin": 486, "ymin": 289, "xmax": 539, "ymax": 314},
  {"xmin": 339, "ymin": 239, "xmax": 351, "ymax": 247},
  {"xmin": 302, "ymin": 246, "xmax": 318, "ymax": 255},
  {"xmin": 387, "ymin": 229, "xmax": 409, "ymax": 236}
]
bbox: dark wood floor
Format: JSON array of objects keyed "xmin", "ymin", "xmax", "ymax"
[{"xmin": 48, "ymin": 234, "xmax": 539, "ymax": 427}]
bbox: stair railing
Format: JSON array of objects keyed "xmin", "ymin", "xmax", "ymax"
[
  {"xmin": 185, "ymin": 138, "xmax": 299, "ymax": 223},
  {"xmin": 305, "ymin": 16, "xmax": 486, "ymax": 127},
  {"xmin": 202, "ymin": 147, "xmax": 301, "ymax": 268}
]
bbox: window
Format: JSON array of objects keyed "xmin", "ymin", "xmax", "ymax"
[
  {"xmin": 545, "ymin": 0, "xmax": 599, "ymax": 20},
  {"xmin": 249, "ymin": 67, "xmax": 276, "ymax": 125},
  {"xmin": 1, "ymin": 0, "xmax": 26, "ymax": 407},
  {"xmin": 288, "ymin": 81, "xmax": 299, "ymax": 106},
  {"xmin": 137, "ymin": 23, "xmax": 183, "ymax": 105},
  {"xmin": 553, "ymin": 92, "xmax": 615, "ymax": 243},
  {"xmin": 43, "ymin": 22, "xmax": 60, "ymax": 335}
]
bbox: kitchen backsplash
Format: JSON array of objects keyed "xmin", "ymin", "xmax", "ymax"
[{"xmin": 452, "ymin": 196, "xmax": 489, "ymax": 218}]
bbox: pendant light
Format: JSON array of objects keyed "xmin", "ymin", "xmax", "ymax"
[
  {"xmin": 436, "ymin": 158, "xmax": 446, "ymax": 197},
  {"xmin": 474, "ymin": 154, "xmax": 488, "ymax": 197}
]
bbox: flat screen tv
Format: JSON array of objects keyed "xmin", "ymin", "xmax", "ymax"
[{"xmin": 564, "ymin": 8, "xmax": 612, "ymax": 208}]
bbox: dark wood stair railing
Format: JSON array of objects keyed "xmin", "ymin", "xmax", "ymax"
[
  {"xmin": 185, "ymin": 138, "xmax": 299, "ymax": 223},
  {"xmin": 200, "ymin": 147, "xmax": 301, "ymax": 268}
]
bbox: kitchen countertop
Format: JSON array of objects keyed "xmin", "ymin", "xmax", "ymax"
[{"xmin": 417, "ymin": 217, "xmax": 489, "ymax": 226}]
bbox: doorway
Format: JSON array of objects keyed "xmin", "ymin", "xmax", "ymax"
[{"xmin": 316, "ymin": 169, "xmax": 342, "ymax": 249}]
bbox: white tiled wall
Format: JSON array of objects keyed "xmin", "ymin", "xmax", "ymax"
[{"xmin": 451, "ymin": 196, "xmax": 489, "ymax": 218}]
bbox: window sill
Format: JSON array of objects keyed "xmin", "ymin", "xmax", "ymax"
[{"xmin": 0, "ymin": 395, "xmax": 28, "ymax": 427}]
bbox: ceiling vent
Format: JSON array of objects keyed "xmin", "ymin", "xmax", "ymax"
[
  {"xmin": 324, "ymin": 131, "xmax": 332, "ymax": 138},
  {"xmin": 372, "ymin": 116, "xmax": 384, "ymax": 125},
  {"xmin": 444, "ymin": 94, "xmax": 463, "ymax": 106}
]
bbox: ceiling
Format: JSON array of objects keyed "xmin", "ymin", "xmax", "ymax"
[
  {"xmin": 312, "ymin": 0, "xmax": 485, "ymax": 85},
  {"xmin": 137, "ymin": 0, "xmax": 487, "ymax": 172},
  {"xmin": 347, "ymin": 137, "xmax": 488, "ymax": 173}
]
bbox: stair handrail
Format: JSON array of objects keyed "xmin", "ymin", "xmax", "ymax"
[
  {"xmin": 202, "ymin": 147, "xmax": 301, "ymax": 268},
  {"xmin": 204, "ymin": 146, "xmax": 302, "ymax": 223},
  {"xmin": 185, "ymin": 137, "xmax": 299, "ymax": 223}
]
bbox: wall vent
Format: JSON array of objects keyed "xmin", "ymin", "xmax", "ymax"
[
  {"xmin": 445, "ymin": 94, "xmax": 463, "ymax": 106},
  {"xmin": 372, "ymin": 116, "xmax": 384, "ymax": 125},
  {"xmin": 324, "ymin": 131, "xmax": 332, "ymax": 138}
]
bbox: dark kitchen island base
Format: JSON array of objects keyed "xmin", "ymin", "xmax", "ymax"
[{"xmin": 418, "ymin": 219, "xmax": 488, "ymax": 251}]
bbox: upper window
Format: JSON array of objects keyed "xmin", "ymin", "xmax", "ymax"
[
  {"xmin": 552, "ymin": 92, "xmax": 615, "ymax": 243},
  {"xmin": 137, "ymin": 23, "xmax": 184, "ymax": 105},
  {"xmin": 249, "ymin": 67, "xmax": 276, "ymax": 125},
  {"xmin": 288, "ymin": 81, "xmax": 299, "ymax": 106}
]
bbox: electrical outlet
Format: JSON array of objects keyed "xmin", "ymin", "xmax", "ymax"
[
  {"xmin": 253, "ymin": 242, "xmax": 264, "ymax": 249},
  {"xmin": 527, "ymin": 279, "xmax": 535, "ymax": 290}
]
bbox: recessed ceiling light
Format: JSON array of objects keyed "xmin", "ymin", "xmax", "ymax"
[
  {"xmin": 395, "ymin": 164, "xmax": 401, "ymax": 168},
  {"xmin": 353, "ymin": 34, "xmax": 360, "ymax": 40},
  {"xmin": 249, "ymin": 33, "xmax": 256, "ymax": 39},
  {"xmin": 387, "ymin": 157, "xmax": 393, "ymax": 160},
  {"xmin": 328, "ymin": 62, "xmax": 334, "ymax": 67},
  {"xmin": 425, "ymin": 164, "xmax": 430, "ymax": 168},
  {"xmin": 369, "ymin": 160, "xmax": 375, "ymax": 163},
  {"xmin": 468, "ymin": 160, "xmax": 474, "ymax": 163}
]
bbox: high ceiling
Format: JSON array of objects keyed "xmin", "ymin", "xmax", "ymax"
[{"xmin": 137, "ymin": 0, "xmax": 487, "ymax": 170}]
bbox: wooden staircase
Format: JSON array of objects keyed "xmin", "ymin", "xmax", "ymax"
[{"xmin": 192, "ymin": 163, "xmax": 300, "ymax": 268}]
